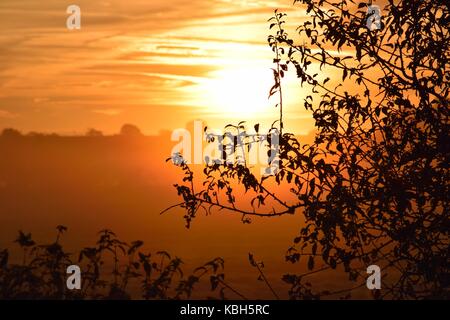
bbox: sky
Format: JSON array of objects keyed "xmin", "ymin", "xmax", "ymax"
[
  {"xmin": 0, "ymin": 0, "xmax": 316, "ymax": 135},
  {"xmin": 0, "ymin": 0, "xmax": 390, "ymax": 299}
]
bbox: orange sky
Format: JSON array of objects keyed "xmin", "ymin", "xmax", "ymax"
[{"xmin": 0, "ymin": 0, "xmax": 321, "ymax": 135}]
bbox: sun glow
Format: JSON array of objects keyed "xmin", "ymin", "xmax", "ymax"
[{"xmin": 202, "ymin": 66, "xmax": 275, "ymax": 118}]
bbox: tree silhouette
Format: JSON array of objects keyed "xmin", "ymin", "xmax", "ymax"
[
  {"xmin": 1, "ymin": 128, "xmax": 22, "ymax": 138},
  {"xmin": 0, "ymin": 227, "xmax": 238, "ymax": 299},
  {"xmin": 120, "ymin": 124, "xmax": 142, "ymax": 136},
  {"xmin": 86, "ymin": 128, "xmax": 104, "ymax": 137},
  {"xmin": 167, "ymin": 0, "xmax": 449, "ymax": 299}
]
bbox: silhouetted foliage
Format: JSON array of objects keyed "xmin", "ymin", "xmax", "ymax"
[
  {"xmin": 1, "ymin": 128, "xmax": 22, "ymax": 138},
  {"xmin": 168, "ymin": 0, "xmax": 449, "ymax": 299},
  {"xmin": 120, "ymin": 124, "xmax": 143, "ymax": 137},
  {"xmin": 0, "ymin": 227, "xmax": 237, "ymax": 300},
  {"xmin": 86, "ymin": 128, "xmax": 104, "ymax": 137}
]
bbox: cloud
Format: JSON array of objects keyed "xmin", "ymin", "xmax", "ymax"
[
  {"xmin": 0, "ymin": 0, "xmax": 302, "ymax": 134},
  {"xmin": 92, "ymin": 108, "xmax": 123, "ymax": 116},
  {"xmin": 0, "ymin": 110, "xmax": 18, "ymax": 118}
]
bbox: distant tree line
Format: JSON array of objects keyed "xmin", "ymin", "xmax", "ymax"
[{"xmin": 0, "ymin": 124, "xmax": 144, "ymax": 138}]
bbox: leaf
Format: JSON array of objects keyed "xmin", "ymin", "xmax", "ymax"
[
  {"xmin": 330, "ymin": 257, "xmax": 337, "ymax": 269},
  {"xmin": 307, "ymin": 256, "xmax": 315, "ymax": 270},
  {"xmin": 342, "ymin": 68, "xmax": 348, "ymax": 81},
  {"xmin": 309, "ymin": 179, "xmax": 316, "ymax": 195},
  {"xmin": 248, "ymin": 253, "xmax": 256, "ymax": 267}
]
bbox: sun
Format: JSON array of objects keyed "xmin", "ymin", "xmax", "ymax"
[{"xmin": 203, "ymin": 66, "xmax": 275, "ymax": 118}]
